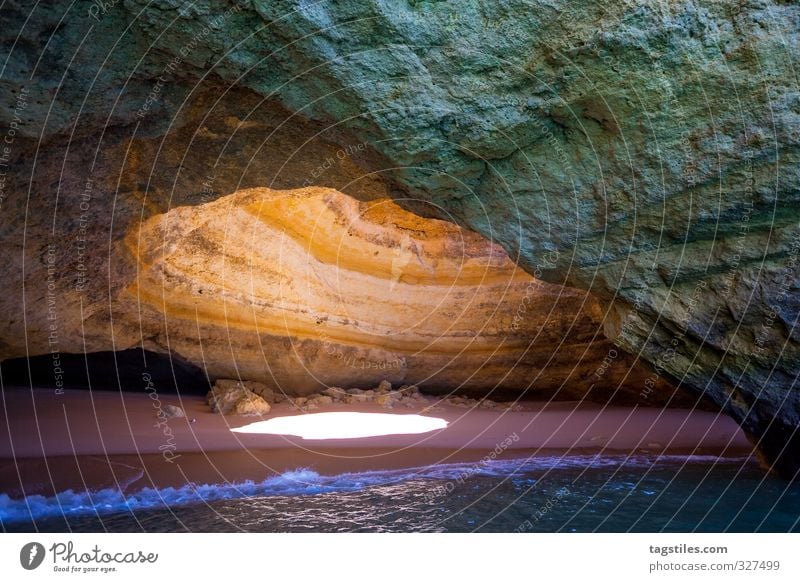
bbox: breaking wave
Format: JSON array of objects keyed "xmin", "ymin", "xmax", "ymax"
[{"xmin": 0, "ymin": 454, "xmax": 753, "ymax": 524}]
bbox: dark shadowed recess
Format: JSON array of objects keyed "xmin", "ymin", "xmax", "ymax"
[{"xmin": 0, "ymin": 349, "xmax": 210, "ymax": 395}]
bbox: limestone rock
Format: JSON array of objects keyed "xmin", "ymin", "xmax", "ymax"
[
  {"xmin": 161, "ymin": 404, "xmax": 185, "ymax": 419},
  {"xmin": 308, "ymin": 395, "xmax": 334, "ymax": 407},
  {"xmin": 397, "ymin": 384, "xmax": 421, "ymax": 398},
  {"xmin": 290, "ymin": 397, "xmax": 308, "ymax": 409},
  {"xmin": 229, "ymin": 393, "xmax": 272, "ymax": 416},
  {"xmin": 1, "ymin": 0, "xmax": 798, "ymax": 475},
  {"xmin": 214, "ymin": 379, "xmax": 276, "ymax": 405},
  {"xmin": 343, "ymin": 393, "xmax": 367, "ymax": 404},
  {"xmin": 245, "ymin": 383, "xmax": 277, "ymax": 405},
  {"xmin": 322, "ymin": 387, "xmax": 348, "ymax": 401},
  {"xmin": 375, "ymin": 392, "xmax": 402, "ymax": 408},
  {"xmin": 207, "ymin": 382, "xmax": 271, "ymax": 416}
]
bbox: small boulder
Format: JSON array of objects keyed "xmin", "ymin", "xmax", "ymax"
[
  {"xmin": 207, "ymin": 382, "xmax": 244, "ymax": 413},
  {"xmin": 448, "ymin": 396, "xmax": 471, "ymax": 408},
  {"xmin": 375, "ymin": 394, "xmax": 394, "ymax": 408},
  {"xmin": 309, "ymin": 395, "xmax": 334, "ymax": 406},
  {"xmin": 207, "ymin": 381, "xmax": 271, "ymax": 416},
  {"xmin": 345, "ymin": 391, "xmax": 374, "ymax": 403},
  {"xmin": 397, "ymin": 384, "xmax": 422, "ymax": 397},
  {"xmin": 375, "ymin": 391, "xmax": 402, "ymax": 408},
  {"xmin": 398, "ymin": 395, "xmax": 419, "ymax": 408},
  {"xmin": 376, "ymin": 380, "xmax": 392, "ymax": 394},
  {"xmin": 323, "ymin": 386, "xmax": 347, "ymax": 400},
  {"xmin": 162, "ymin": 404, "xmax": 185, "ymax": 418},
  {"xmin": 230, "ymin": 393, "xmax": 272, "ymax": 416},
  {"xmin": 210, "ymin": 379, "xmax": 276, "ymax": 404},
  {"xmin": 243, "ymin": 382, "xmax": 276, "ymax": 405}
]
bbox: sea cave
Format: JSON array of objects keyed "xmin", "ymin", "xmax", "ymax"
[{"xmin": 0, "ymin": 0, "xmax": 798, "ymax": 537}]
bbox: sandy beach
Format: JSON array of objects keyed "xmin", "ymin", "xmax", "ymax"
[{"xmin": 0, "ymin": 388, "xmax": 752, "ymax": 497}]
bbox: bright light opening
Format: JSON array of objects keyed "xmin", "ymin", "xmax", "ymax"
[{"xmin": 230, "ymin": 412, "xmax": 448, "ymax": 440}]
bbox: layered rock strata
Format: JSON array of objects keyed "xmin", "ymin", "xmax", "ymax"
[{"xmin": 1, "ymin": 1, "xmax": 797, "ymax": 472}]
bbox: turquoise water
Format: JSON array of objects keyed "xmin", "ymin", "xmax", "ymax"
[{"xmin": 3, "ymin": 455, "xmax": 799, "ymax": 532}]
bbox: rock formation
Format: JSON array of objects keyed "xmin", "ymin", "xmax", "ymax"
[
  {"xmin": 207, "ymin": 380, "xmax": 272, "ymax": 416},
  {"xmin": 2, "ymin": 156, "xmax": 670, "ymax": 399},
  {"xmin": 0, "ymin": 1, "xmax": 797, "ymax": 474},
  {"xmin": 161, "ymin": 404, "xmax": 186, "ymax": 419}
]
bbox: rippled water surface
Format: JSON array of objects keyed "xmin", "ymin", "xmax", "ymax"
[{"xmin": 3, "ymin": 455, "xmax": 799, "ymax": 532}]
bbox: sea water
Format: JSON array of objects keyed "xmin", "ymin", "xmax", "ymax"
[{"xmin": 2, "ymin": 455, "xmax": 799, "ymax": 532}]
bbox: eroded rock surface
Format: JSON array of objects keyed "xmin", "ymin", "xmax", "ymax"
[
  {"xmin": 1, "ymin": 1, "xmax": 798, "ymax": 473},
  {"xmin": 4, "ymin": 163, "xmax": 670, "ymax": 400},
  {"xmin": 207, "ymin": 380, "xmax": 272, "ymax": 416}
]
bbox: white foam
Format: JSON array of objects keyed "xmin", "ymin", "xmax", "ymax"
[{"xmin": 0, "ymin": 454, "xmax": 754, "ymax": 524}]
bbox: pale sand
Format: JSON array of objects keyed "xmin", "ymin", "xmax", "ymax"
[{"xmin": 0, "ymin": 388, "xmax": 752, "ymax": 497}]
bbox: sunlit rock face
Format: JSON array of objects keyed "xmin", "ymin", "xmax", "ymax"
[
  {"xmin": 0, "ymin": 81, "xmax": 674, "ymax": 402},
  {"xmin": 2, "ymin": 127, "xmax": 670, "ymax": 398},
  {"xmin": 1, "ymin": 1, "xmax": 798, "ymax": 472},
  {"xmin": 123, "ymin": 185, "xmax": 661, "ymax": 396}
]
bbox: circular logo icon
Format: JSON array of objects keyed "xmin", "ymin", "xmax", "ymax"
[{"xmin": 20, "ymin": 542, "xmax": 46, "ymax": 570}]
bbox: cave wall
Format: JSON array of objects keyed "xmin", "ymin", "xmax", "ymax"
[
  {"xmin": 0, "ymin": 81, "xmax": 676, "ymax": 401},
  {"xmin": 121, "ymin": 184, "xmax": 651, "ymax": 395},
  {"xmin": 1, "ymin": 1, "xmax": 798, "ymax": 473}
]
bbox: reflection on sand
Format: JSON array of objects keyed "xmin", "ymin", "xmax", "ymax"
[{"xmin": 231, "ymin": 412, "xmax": 448, "ymax": 440}]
